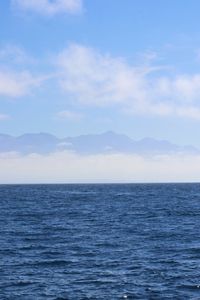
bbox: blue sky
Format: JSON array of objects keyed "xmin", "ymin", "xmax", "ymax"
[{"xmin": 1, "ymin": 0, "xmax": 200, "ymax": 147}]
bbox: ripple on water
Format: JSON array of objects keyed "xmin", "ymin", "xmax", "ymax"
[{"xmin": 1, "ymin": 183, "xmax": 200, "ymax": 299}]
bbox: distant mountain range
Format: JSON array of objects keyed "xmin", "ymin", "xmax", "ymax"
[{"xmin": 0, "ymin": 131, "xmax": 198, "ymax": 155}]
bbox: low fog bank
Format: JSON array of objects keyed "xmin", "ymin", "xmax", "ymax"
[{"xmin": 0, "ymin": 151, "xmax": 200, "ymax": 183}]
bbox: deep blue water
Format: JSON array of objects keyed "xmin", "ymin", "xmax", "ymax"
[{"xmin": 1, "ymin": 184, "xmax": 200, "ymax": 299}]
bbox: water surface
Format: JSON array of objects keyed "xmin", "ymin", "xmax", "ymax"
[{"xmin": 1, "ymin": 183, "xmax": 200, "ymax": 299}]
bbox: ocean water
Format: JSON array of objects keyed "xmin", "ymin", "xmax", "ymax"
[{"xmin": 1, "ymin": 184, "xmax": 200, "ymax": 299}]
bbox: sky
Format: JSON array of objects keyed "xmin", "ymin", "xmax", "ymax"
[
  {"xmin": 0, "ymin": 0, "xmax": 200, "ymax": 146},
  {"xmin": 2, "ymin": 0, "xmax": 200, "ymax": 182}
]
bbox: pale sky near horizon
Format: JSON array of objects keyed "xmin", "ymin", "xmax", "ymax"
[{"xmin": 1, "ymin": 0, "xmax": 200, "ymax": 148}]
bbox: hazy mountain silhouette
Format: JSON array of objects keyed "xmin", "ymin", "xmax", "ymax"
[{"xmin": 0, "ymin": 131, "xmax": 198, "ymax": 155}]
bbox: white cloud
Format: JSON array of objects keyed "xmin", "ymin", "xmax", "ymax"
[
  {"xmin": 0, "ymin": 151, "xmax": 200, "ymax": 183},
  {"xmin": 56, "ymin": 109, "xmax": 83, "ymax": 121},
  {"xmin": 0, "ymin": 44, "xmax": 43, "ymax": 98},
  {"xmin": 0, "ymin": 114, "xmax": 10, "ymax": 121},
  {"xmin": 0, "ymin": 70, "xmax": 42, "ymax": 98},
  {"xmin": 0, "ymin": 44, "xmax": 36, "ymax": 65},
  {"xmin": 0, "ymin": 44, "xmax": 56, "ymax": 99},
  {"xmin": 57, "ymin": 43, "xmax": 145, "ymax": 106},
  {"xmin": 56, "ymin": 43, "xmax": 200, "ymax": 120},
  {"xmin": 12, "ymin": 0, "xmax": 83, "ymax": 16}
]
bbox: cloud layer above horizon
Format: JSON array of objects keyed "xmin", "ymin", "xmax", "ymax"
[{"xmin": 1, "ymin": 151, "xmax": 200, "ymax": 183}]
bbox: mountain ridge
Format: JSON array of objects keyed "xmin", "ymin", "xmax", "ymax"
[{"xmin": 0, "ymin": 131, "xmax": 198, "ymax": 155}]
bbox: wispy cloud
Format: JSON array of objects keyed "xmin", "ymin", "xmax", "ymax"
[
  {"xmin": 0, "ymin": 70, "xmax": 43, "ymax": 98},
  {"xmin": 12, "ymin": 0, "xmax": 83, "ymax": 16},
  {"xmin": 0, "ymin": 114, "xmax": 10, "ymax": 121},
  {"xmin": 56, "ymin": 43, "xmax": 200, "ymax": 120},
  {"xmin": 0, "ymin": 44, "xmax": 49, "ymax": 98},
  {"xmin": 2, "ymin": 42, "xmax": 200, "ymax": 119},
  {"xmin": 0, "ymin": 44, "xmax": 36, "ymax": 65},
  {"xmin": 56, "ymin": 109, "xmax": 83, "ymax": 121},
  {"xmin": 0, "ymin": 43, "xmax": 56, "ymax": 98}
]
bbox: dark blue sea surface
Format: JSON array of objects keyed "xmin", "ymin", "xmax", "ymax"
[{"xmin": 1, "ymin": 184, "xmax": 200, "ymax": 299}]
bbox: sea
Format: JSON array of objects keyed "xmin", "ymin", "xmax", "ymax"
[{"xmin": 1, "ymin": 183, "xmax": 200, "ymax": 299}]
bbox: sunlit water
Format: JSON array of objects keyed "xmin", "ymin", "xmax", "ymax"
[{"xmin": 1, "ymin": 183, "xmax": 200, "ymax": 299}]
